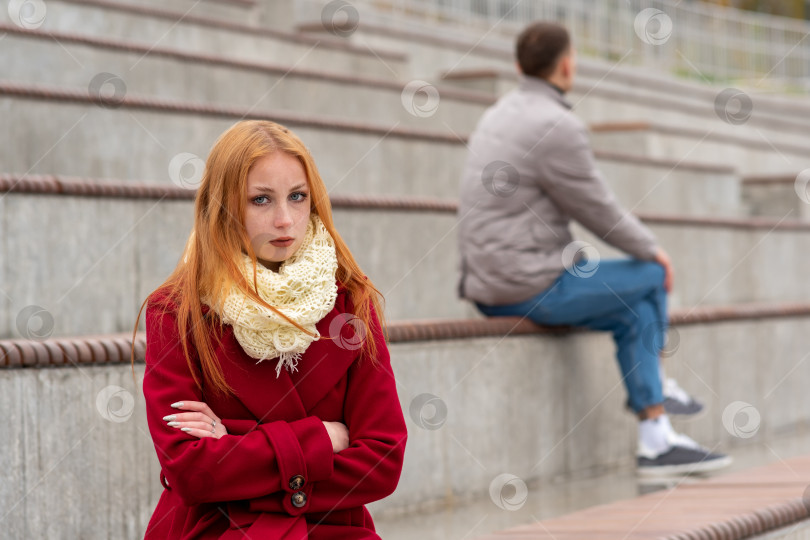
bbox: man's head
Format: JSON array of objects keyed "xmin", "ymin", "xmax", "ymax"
[{"xmin": 516, "ymin": 22, "xmax": 575, "ymax": 93}]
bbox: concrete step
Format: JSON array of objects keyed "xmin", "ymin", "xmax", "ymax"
[
  {"xmin": 1, "ymin": 177, "xmax": 808, "ymax": 337},
  {"xmin": 295, "ymin": 9, "xmax": 510, "ymax": 83},
  {"xmin": 0, "ymin": 83, "xmax": 745, "ymax": 213},
  {"xmin": 0, "ymin": 0, "xmax": 407, "ymax": 80},
  {"xmin": 3, "ymin": 309, "xmax": 810, "ymax": 536},
  {"xmin": 0, "ymin": 24, "xmax": 488, "ymax": 132},
  {"xmin": 441, "ymin": 67, "xmax": 810, "ymax": 156},
  {"xmin": 299, "ymin": 2, "xmax": 810, "ymax": 136},
  {"xmin": 590, "ymin": 122, "xmax": 810, "ymax": 177},
  {"xmin": 0, "ymin": 86, "xmax": 464, "ymax": 198}
]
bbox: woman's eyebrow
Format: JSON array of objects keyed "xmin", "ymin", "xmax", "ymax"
[{"xmin": 249, "ymin": 183, "xmax": 308, "ymax": 192}]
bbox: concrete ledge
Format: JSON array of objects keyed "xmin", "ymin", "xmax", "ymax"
[
  {"xmin": 590, "ymin": 121, "xmax": 810, "ymax": 158},
  {"xmin": 473, "ymin": 455, "xmax": 810, "ymax": 540},
  {"xmin": 741, "ymin": 174, "xmax": 810, "ymax": 221},
  {"xmin": 4, "ymin": 301, "xmax": 810, "ymax": 368},
  {"xmin": 744, "ymin": 175, "xmax": 799, "ymax": 186}
]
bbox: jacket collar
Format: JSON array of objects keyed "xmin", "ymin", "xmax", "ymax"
[{"xmin": 519, "ymin": 75, "xmax": 573, "ymax": 110}]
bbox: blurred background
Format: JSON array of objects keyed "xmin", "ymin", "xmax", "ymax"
[{"xmin": 2, "ymin": 0, "xmax": 810, "ymax": 538}]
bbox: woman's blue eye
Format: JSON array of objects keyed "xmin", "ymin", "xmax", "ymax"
[
  {"xmin": 252, "ymin": 195, "xmax": 269, "ymax": 205},
  {"xmin": 291, "ymin": 192, "xmax": 308, "ymax": 202}
]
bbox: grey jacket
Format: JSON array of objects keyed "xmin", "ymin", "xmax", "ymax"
[{"xmin": 457, "ymin": 76, "xmax": 659, "ymax": 305}]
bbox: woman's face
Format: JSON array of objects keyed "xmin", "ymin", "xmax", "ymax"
[{"xmin": 244, "ymin": 151, "xmax": 311, "ymax": 272}]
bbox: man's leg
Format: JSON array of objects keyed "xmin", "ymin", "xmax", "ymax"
[
  {"xmin": 478, "ymin": 259, "xmax": 668, "ymax": 416},
  {"xmin": 476, "ymin": 258, "xmax": 731, "ymax": 475}
]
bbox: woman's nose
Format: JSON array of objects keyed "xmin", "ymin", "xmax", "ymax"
[{"xmin": 274, "ymin": 203, "xmax": 293, "ymax": 228}]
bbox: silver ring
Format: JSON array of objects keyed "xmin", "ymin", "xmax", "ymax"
[{"xmin": 211, "ymin": 419, "xmax": 216, "ymax": 433}]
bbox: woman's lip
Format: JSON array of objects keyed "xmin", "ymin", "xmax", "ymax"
[{"xmin": 270, "ymin": 238, "xmax": 293, "ymax": 246}]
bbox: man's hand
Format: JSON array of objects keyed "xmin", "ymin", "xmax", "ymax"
[
  {"xmin": 322, "ymin": 421, "xmax": 349, "ymax": 453},
  {"xmin": 654, "ymin": 248, "xmax": 674, "ymax": 293}
]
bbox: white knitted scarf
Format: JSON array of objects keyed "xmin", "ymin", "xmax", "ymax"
[{"xmin": 209, "ymin": 214, "xmax": 338, "ymax": 377}]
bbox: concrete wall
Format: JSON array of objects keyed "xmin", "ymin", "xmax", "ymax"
[{"xmin": 3, "ymin": 315, "xmax": 810, "ymax": 537}]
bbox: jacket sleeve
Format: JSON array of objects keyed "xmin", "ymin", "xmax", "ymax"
[
  {"xmin": 248, "ymin": 301, "xmax": 408, "ymax": 515},
  {"xmin": 535, "ymin": 116, "xmax": 660, "ymax": 261},
  {"xmin": 143, "ymin": 297, "xmax": 335, "ymax": 507}
]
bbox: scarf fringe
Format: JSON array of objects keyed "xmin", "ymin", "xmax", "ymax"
[{"xmin": 272, "ymin": 351, "xmax": 303, "ymax": 378}]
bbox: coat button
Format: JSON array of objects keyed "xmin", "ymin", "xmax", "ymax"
[
  {"xmin": 289, "ymin": 475, "xmax": 305, "ymax": 491},
  {"xmin": 291, "ymin": 491, "xmax": 307, "ymax": 508}
]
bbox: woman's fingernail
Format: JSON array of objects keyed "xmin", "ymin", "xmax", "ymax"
[
  {"xmin": 163, "ymin": 415, "xmax": 176, "ymax": 422},
  {"xmin": 167, "ymin": 421, "xmax": 180, "ymax": 427},
  {"xmin": 181, "ymin": 427, "xmax": 191, "ymax": 432},
  {"xmin": 170, "ymin": 402, "xmax": 184, "ymax": 408}
]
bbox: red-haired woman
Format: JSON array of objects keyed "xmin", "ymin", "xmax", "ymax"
[{"xmin": 133, "ymin": 120, "xmax": 407, "ymax": 539}]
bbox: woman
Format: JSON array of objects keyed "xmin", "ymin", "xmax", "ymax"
[{"xmin": 132, "ymin": 120, "xmax": 407, "ymax": 539}]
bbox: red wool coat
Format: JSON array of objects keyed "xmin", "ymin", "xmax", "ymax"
[{"xmin": 142, "ymin": 284, "xmax": 407, "ymax": 539}]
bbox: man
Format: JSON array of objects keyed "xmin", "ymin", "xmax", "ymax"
[{"xmin": 457, "ymin": 22, "xmax": 730, "ymax": 475}]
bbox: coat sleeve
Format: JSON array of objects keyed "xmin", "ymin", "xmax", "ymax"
[
  {"xmin": 143, "ymin": 297, "xmax": 335, "ymax": 507},
  {"xmin": 248, "ymin": 301, "xmax": 408, "ymax": 515},
  {"xmin": 534, "ymin": 116, "xmax": 660, "ymax": 261}
]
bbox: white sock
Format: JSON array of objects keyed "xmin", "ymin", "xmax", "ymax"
[{"xmin": 638, "ymin": 415, "xmax": 674, "ymax": 456}]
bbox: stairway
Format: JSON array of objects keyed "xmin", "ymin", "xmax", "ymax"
[{"xmin": 2, "ymin": 0, "xmax": 810, "ymax": 538}]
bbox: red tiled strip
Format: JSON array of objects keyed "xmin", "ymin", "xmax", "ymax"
[
  {"xmin": 2, "ymin": 173, "xmax": 809, "ymax": 231},
  {"xmin": 3, "ymin": 302, "xmax": 810, "ymax": 368},
  {"xmin": 473, "ymin": 455, "xmax": 810, "ymax": 539}
]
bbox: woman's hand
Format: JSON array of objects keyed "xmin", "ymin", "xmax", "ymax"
[
  {"xmin": 322, "ymin": 421, "xmax": 349, "ymax": 453},
  {"xmin": 163, "ymin": 401, "xmax": 228, "ymax": 439}
]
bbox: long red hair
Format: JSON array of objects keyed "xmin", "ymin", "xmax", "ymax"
[{"xmin": 130, "ymin": 120, "xmax": 385, "ymax": 395}]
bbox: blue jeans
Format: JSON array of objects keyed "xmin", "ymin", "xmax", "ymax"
[{"xmin": 475, "ymin": 259, "xmax": 666, "ymax": 413}]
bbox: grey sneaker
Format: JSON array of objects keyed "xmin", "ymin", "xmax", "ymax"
[
  {"xmin": 637, "ymin": 432, "xmax": 732, "ymax": 476},
  {"xmin": 662, "ymin": 377, "xmax": 704, "ymax": 416}
]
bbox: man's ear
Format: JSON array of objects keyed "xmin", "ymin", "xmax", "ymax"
[
  {"xmin": 558, "ymin": 54, "xmax": 572, "ymax": 79},
  {"xmin": 515, "ymin": 61, "xmax": 523, "ymax": 75}
]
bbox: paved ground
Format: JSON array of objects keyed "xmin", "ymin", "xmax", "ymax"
[{"xmin": 373, "ymin": 428, "xmax": 810, "ymax": 539}]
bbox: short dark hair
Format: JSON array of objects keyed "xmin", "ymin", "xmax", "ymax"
[{"xmin": 516, "ymin": 22, "xmax": 571, "ymax": 79}]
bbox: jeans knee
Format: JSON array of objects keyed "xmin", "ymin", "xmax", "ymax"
[{"xmin": 637, "ymin": 260, "xmax": 665, "ymax": 291}]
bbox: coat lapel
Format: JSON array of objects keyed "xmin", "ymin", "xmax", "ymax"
[
  {"xmin": 288, "ymin": 305, "xmax": 359, "ymax": 412},
  {"xmin": 215, "ymin": 326, "xmax": 308, "ymax": 422}
]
